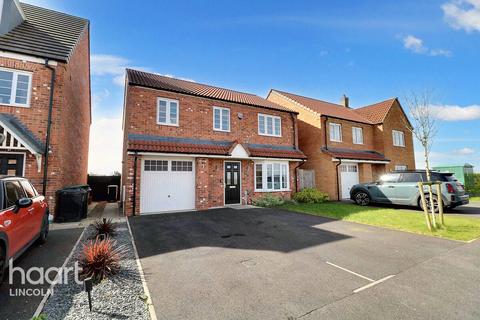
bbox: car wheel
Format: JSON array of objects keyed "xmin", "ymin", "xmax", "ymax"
[
  {"xmin": 354, "ymin": 191, "xmax": 371, "ymax": 206},
  {"xmin": 0, "ymin": 245, "xmax": 6, "ymax": 284},
  {"xmin": 37, "ymin": 214, "xmax": 49, "ymax": 244},
  {"xmin": 419, "ymin": 195, "xmax": 440, "ymax": 213}
]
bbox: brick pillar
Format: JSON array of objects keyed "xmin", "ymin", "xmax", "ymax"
[
  {"xmin": 359, "ymin": 163, "xmax": 373, "ymax": 183},
  {"xmin": 124, "ymin": 154, "xmax": 141, "ymax": 216},
  {"xmin": 196, "ymin": 158, "xmax": 209, "ymax": 210}
]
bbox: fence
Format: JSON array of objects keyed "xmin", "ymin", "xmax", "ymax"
[{"xmin": 298, "ymin": 169, "xmax": 315, "ymax": 190}]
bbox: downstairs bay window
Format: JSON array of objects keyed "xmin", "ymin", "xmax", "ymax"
[{"xmin": 255, "ymin": 162, "xmax": 289, "ymax": 191}]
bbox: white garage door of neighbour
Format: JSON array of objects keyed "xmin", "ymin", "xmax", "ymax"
[
  {"xmin": 340, "ymin": 164, "xmax": 359, "ymax": 199},
  {"xmin": 140, "ymin": 158, "xmax": 195, "ymax": 214}
]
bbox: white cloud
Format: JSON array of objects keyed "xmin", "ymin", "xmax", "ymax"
[
  {"xmin": 430, "ymin": 104, "xmax": 480, "ymax": 120},
  {"xmin": 442, "ymin": 0, "xmax": 480, "ymax": 32},
  {"xmin": 455, "ymin": 147, "xmax": 476, "ymax": 155},
  {"xmin": 88, "ymin": 117, "xmax": 123, "ymax": 175},
  {"xmin": 402, "ymin": 35, "xmax": 452, "ymax": 57}
]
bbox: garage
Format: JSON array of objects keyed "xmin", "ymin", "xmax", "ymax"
[
  {"xmin": 140, "ymin": 157, "xmax": 195, "ymax": 213},
  {"xmin": 340, "ymin": 163, "xmax": 359, "ymax": 199}
]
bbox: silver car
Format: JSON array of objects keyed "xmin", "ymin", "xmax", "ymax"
[{"xmin": 350, "ymin": 171, "xmax": 469, "ymax": 211}]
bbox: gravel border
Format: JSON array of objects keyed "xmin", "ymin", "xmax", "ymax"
[{"xmin": 41, "ymin": 222, "xmax": 151, "ymax": 320}]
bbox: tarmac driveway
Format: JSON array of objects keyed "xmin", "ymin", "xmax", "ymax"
[{"xmin": 129, "ymin": 207, "xmax": 480, "ymax": 320}]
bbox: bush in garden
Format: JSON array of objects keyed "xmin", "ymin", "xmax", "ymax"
[
  {"xmin": 293, "ymin": 188, "xmax": 329, "ymax": 204},
  {"xmin": 93, "ymin": 218, "xmax": 116, "ymax": 238},
  {"xmin": 253, "ymin": 194, "xmax": 285, "ymax": 207},
  {"xmin": 80, "ymin": 238, "xmax": 124, "ymax": 283}
]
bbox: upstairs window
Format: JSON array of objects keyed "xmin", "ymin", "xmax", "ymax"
[
  {"xmin": 392, "ymin": 130, "xmax": 405, "ymax": 147},
  {"xmin": 258, "ymin": 114, "xmax": 281, "ymax": 137},
  {"xmin": 352, "ymin": 127, "xmax": 363, "ymax": 144},
  {"xmin": 329, "ymin": 123, "xmax": 342, "ymax": 142},
  {"xmin": 213, "ymin": 106, "xmax": 230, "ymax": 132},
  {"xmin": 157, "ymin": 97, "xmax": 179, "ymax": 126},
  {"xmin": 0, "ymin": 68, "xmax": 32, "ymax": 107}
]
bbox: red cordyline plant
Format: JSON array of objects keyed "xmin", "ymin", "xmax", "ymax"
[
  {"xmin": 79, "ymin": 238, "xmax": 125, "ymax": 283},
  {"xmin": 93, "ymin": 218, "xmax": 117, "ymax": 238}
]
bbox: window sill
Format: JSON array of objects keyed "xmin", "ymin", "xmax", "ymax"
[
  {"xmin": 157, "ymin": 122, "xmax": 179, "ymax": 127},
  {"xmin": 254, "ymin": 189, "xmax": 291, "ymax": 193},
  {"xmin": 0, "ymin": 103, "xmax": 30, "ymax": 108},
  {"xmin": 330, "ymin": 139, "xmax": 342, "ymax": 143},
  {"xmin": 393, "ymin": 145, "xmax": 406, "ymax": 148},
  {"xmin": 258, "ymin": 133, "xmax": 282, "ymax": 138},
  {"xmin": 213, "ymin": 128, "xmax": 230, "ymax": 133}
]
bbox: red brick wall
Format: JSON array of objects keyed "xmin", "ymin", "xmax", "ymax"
[
  {"xmin": 0, "ymin": 29, "xmax": 91, "ymax": 212},
  {"xmin": 124, "ymin": 86, "xmax": 296, "ymax": 147},
  {"xmin": 123, "ymin": 154, "xmax": 299, "ymax": 216}
]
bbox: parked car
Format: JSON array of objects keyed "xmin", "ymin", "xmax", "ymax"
[
  {"xmin": 350, "ymin": 170, "xmax": 469, "ymax": 211},
  {"xmin": 0, "ymin": 177, "xmax": 49, "ymax": 282}
]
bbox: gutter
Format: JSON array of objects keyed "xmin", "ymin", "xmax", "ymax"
[
  {"xmin": 42, "ymin": 59, "xmax": 55, "ymax": 196},
  {"xmin": 323, "ymin": 115, "xmax": 329, "ymax": 150},
  {"xmin": 132, "ymin": 152, "xmax": 138, "ymax": 216}
]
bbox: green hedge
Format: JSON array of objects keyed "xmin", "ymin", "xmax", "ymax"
[
  {"xmin": 293, "ymin": 188, "xmax": 329, "ymax": 204},
  {"xmin": 253, "ymin": 194, "xmax": 285, "ymax": 207},
  {"xmin": 465, "ymin": 173, "xmax": 480, "ymax": 196}
]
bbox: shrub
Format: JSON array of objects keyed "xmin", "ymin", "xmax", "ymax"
[
  {"xmin": 293, "ymin": 188, "xmax": 329, "ymax": 204},
  {"xmin": 253, "ymin": 194, "xmax": 285, "ymax": 207},
  {"xmin": 79, "ymin": 238, "xmax": 125, "ymax": 283},
  {"xmin": 93, "ymin": 218, "xmax": 116, "ymax": 238}
]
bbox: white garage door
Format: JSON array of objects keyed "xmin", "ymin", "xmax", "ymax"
[
  {"xmin": 340, "ymin": 164, "xmax": 359, "ymax": 199},
  {"xmin": 140, "ymin": 158, "xmax": 195, "ymax": 214}
]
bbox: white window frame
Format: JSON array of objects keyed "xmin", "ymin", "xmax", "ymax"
[
  {"xmin": 352, "ymin": 127, "xmax": 363, "ymax": 144},
  {"xmin": 213, "ymin": 106, "xmax": 230, "ymax": 132},
  {"xmin": 392, "ymin": 130, "xmax": 405, "ymax": 147},
  {"xmin": 0, "ymin": 68, "xmax": 33, "ymax": 108},
  {"xmin": 157, "ymin": 97, "xmax": 179, "ymax": 126},
  {"xmin": 329, "ymin": 122, "xmax": 342, "ymax": 142},
  {"xmin": 258, "ymin": 114, "xmax": 282, "ymax": 137},
  {"xmin": 254, "ymin": 161, "xmax": 290, "ymax": 192}
]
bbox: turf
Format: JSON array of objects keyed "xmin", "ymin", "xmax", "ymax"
[{"xmin": 280, "ymin": 202, "xmax": 480, "ymax": 242}]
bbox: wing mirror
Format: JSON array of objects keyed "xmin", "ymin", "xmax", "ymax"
[{"xmin": 13, "ymin": 198, "xmax": 33, "ymax": 213}]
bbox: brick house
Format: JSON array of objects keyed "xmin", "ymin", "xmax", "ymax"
[
  {"xmin": 0, "ymin": 1, "xmax": 91, "ymax": 210},
  {"xmin": 267, "ymin": 90, "xmax": 415, "ymax": 200},
  {"xmin": 122, "ymin": 69, "xmax": 306, "ymax": 215}
]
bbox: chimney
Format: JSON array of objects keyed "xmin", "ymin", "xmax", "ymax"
[
  {"xmin": 0, "ymin": 0, "xmax": 25, "ymax": 36},
  {"xmin": 340, "ymin": 94, "xmax": 349, "ymax": 108}
]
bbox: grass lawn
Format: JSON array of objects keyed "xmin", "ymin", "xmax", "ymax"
[
  {"xmin": 280, "ymin": 202, "xmax": 480, "ymax": 242},
  {"xmin": 470, "ymin": 196, "xmax": 480, "ymax": 202}
]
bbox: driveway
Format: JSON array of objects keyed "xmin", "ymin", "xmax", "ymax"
[
  {"xmin": 0, "ymin": 226, "xmax": 84, "ymax": 320},
  {"xmin": 129, "ymin": 208, "xmax": 480, "ymax": 320}
]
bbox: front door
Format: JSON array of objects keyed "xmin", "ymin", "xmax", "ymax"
[
  {"xmin": 0, "ymin": 153, "xmax": 24, "ymax": 176},
  {"xmin": 225, "ymin": 162, "xmax": 241, "ymax": 204}
]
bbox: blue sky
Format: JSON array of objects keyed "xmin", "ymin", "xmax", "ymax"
[{"xmin": 25, "ymin": 0, "xmax": 480, "ymax": 174}]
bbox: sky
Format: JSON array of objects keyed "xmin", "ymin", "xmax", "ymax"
[{"xmin": 24, "ymin": 0, "xmax": 480, "ymax": 174}]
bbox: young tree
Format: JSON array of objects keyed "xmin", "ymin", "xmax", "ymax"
[{"xmin": 403, "ymin": 91, "xmax": 440, "ymax": 230}]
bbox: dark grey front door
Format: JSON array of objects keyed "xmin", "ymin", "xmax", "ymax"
[
  {"xmin": 0, "ymin": 153, "xmax": 24, "ymax": 176},
  {"xmin": 225, "ymin": 162, "xmax": 240, "ymax": 204}
]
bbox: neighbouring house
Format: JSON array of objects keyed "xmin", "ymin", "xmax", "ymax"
[
  {"xmin": 122, "ymin": 69, "xmax": 306, "ymax": 215},
  {"xmin": 267, "ymin": 90, "xmax": 415, "ymax": 200},
  {"xmin": 0, "ymin": 1, "xmax": 91, "ymax": 211}
]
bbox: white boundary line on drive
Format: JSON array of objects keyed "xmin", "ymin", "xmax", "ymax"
[
  {"xmin": 353, "ymin": 275, "xmax": 396, "ymax": 293},
  {"xmin": 32, "ymin": 226, "xmax": 87, "ymax": 318},
  {"xmin": 325, "ymin": 261, "xmax": 375, "ymax": 282},
  {"xmin": 126, "ymin": 217, "xmax": 158, "ymax": 320}
]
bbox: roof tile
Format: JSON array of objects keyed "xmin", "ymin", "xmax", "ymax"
[
  {"xmin": 322, "ymin": 147, "xmax": 389, "ymax": 162},
  {"xmin": 353, "ymin": 98, "xmax": 396, "ymax": 124},
  {"xmin": 127, "ymin": 69, "xmax": 295, "ymax": 113}
]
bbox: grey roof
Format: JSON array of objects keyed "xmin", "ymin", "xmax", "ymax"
[
  {"xmin": 0, "ymin": 113, "xmax": 44, "ymax": 154},
  {"xmin": 0, "ymin": 2, "xmax": 89, "ymax": 62},
  {"xmin": 128, "ymin": 134, "xmax": 232, "ymax": 146}
]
